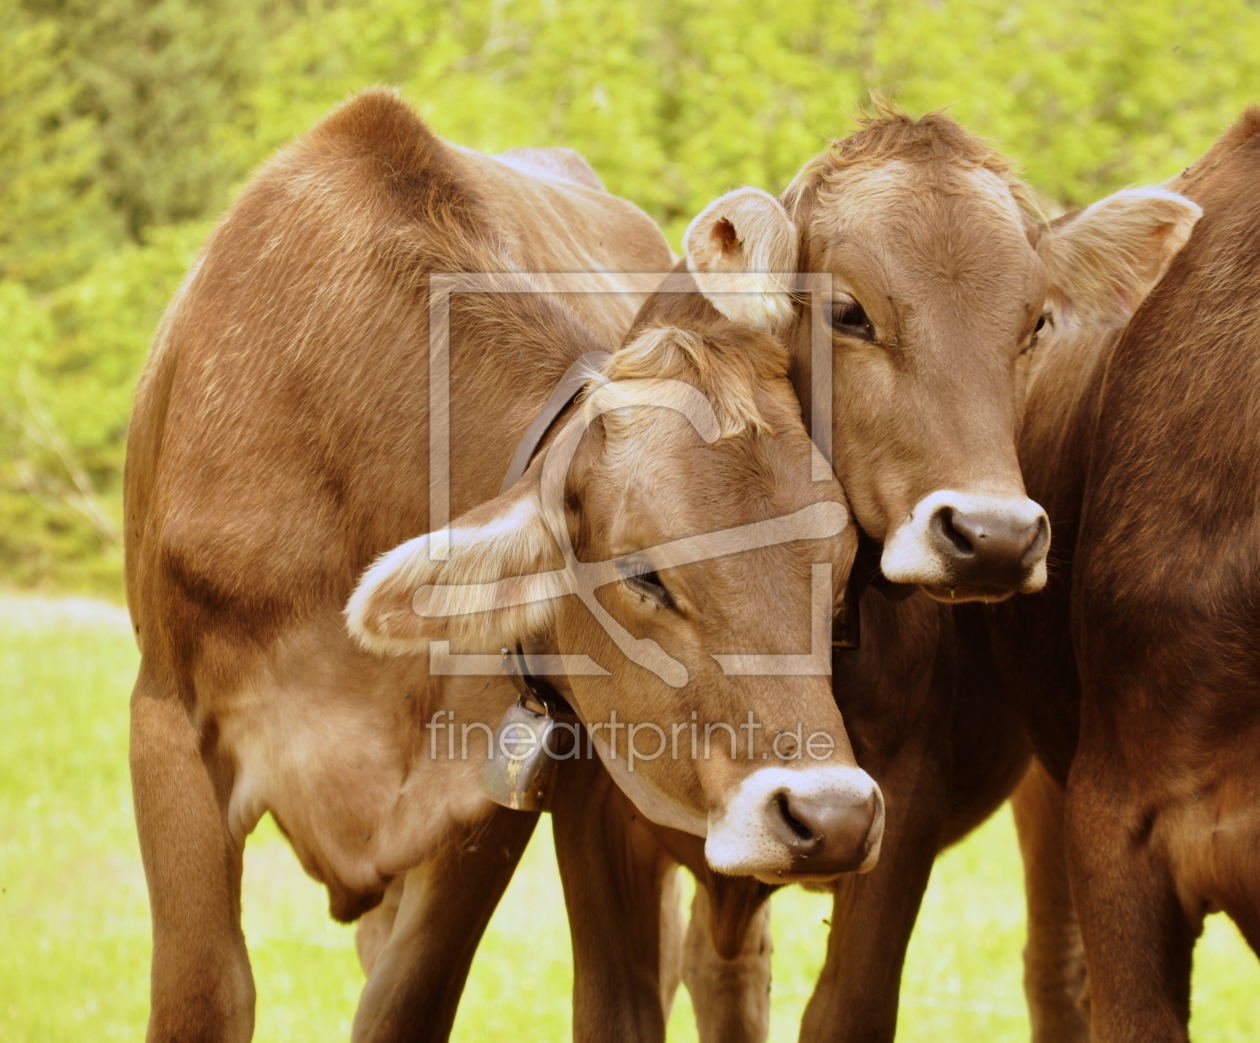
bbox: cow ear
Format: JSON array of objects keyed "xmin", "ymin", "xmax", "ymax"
[
  {"xmin": 345, "ymin": 475, "xmax": 565, "ymax": 655},
  {"xmin": 683, "ymin": 187, "xmax": 798, "ymax": 331},
  {"xmin": 1039, "ymin": 187, "xmax": 1202, "ymax": 330}
]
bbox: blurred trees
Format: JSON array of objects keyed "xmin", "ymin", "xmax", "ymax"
[
  {"xmin": 0, "ymin": 0, "xmax": 106, "ymax": 288},
  {"xmin": 21, "ymin": 0, "xmax": 302, "ymax": 238},
  {"xmin": 4, "ymin": 0, "xmax": 1260, "ymax": 595}
]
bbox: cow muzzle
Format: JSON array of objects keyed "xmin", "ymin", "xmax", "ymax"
[
  {"xmin": 704, "ymin": 766, "xmax": 884, "ymax": 883},
  {"xmin": 880, "ymin": 490, "xmax": 1050, "ymax": 602}
]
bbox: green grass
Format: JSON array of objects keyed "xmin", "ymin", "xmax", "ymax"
[{"xmin": 0, "ymin": 594, "xmax": 1256, "ymax": 1041}]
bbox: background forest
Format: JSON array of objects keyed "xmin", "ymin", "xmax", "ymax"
[{"xmin": 5, "ymin": 0, "xmax": 1260, "ymax": 596}]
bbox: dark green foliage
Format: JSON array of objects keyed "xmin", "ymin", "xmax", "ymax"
[
  {"xmin": 23, "ymin": 0, "xmax": 295, "ymax": 238},
  {"xmin": 0, "ymin": 1, "xmax": 111, "ymax": 288}
]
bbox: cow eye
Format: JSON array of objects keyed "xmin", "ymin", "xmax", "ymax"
[
  {"xmin": 1027, "ymin": 312, "xmax": 1052, "ymax": 352},
  {"xmin": 828, "ymin": 297, "xmax": 874, "ymax": 341},
  {"xmin": 618, "ymin": 560, "xmax": 674, "ymax": 608}
]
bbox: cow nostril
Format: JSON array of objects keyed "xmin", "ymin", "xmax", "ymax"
[
  {"xmin": 930, "ymin": 506, "xmax": 975, "ymax": 557},
  {"xmin": 776, "ymin": 793, "xmax": 816, "ymax": 842},
  {"xmin": 767, "ymin": 788, "xmax": 880, "ymax": 875},
  {"xmin": 1022, "ymin": 515, "xmax": 1051, "ymax": 567},
  {"xmin": 926, "ymin": 503, "xmax": 1049, "ymax": 585}
]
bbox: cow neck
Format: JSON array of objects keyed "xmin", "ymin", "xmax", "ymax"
[{"xmin": 498, "ymin": 350, "xmax": 610, "ymax": 717}]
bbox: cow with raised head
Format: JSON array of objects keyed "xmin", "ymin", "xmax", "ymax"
[{"xmin": 125, "ymin": 89, "xmax": 880, "ymax": 1043}]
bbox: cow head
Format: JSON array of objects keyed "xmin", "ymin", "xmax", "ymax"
[
  {"xmin": 346, "ymin": 321, "xmax": 883, "ymax": 883},
  {"xmin": 685, "ymin": 109, "xmax": 1200, "ymax": 603}
]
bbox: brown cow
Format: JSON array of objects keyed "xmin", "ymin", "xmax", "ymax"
[
  {"xmin": 994, "ymin": 111, "xmax": 1260, "ymax": 1043},
  {"xmin": 368, "ymin": 112, "xmax": 1203, "ymax": 1043},
  {"xmin": 125, "ymin": 89, "xmax": 881, "ymax": 1043},
  {"xmin": 553, "ymin": 111, "xmax": 1201, "ymax": 1043}
]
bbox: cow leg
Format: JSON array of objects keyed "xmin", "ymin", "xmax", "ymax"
[
  {"xmin": 681, "ymin": 882, "xmax": 772, "ymax": 1043},
  {"xmin": 797, "ymin": 737, "xmax": 949, "ymax": 1043},
  {"xmin": 551, "ymin": 755, "xmax": 676, "ymax": 1043},
  {"xmin": 351, "ymin": 805, "xmax": 539, "ymax": 1043},
  {"xmin": 131, "ymin": 669, "xmax": 255, "ymax": 1043},
  {"xmin": 355, "ymin": 876, "xmax": 404, "ymax": 979},
  {"xmin": 1063, "ymin": 753, "xmax": 1198, "ymax": 1043},
  {"xmin": 1010, "ymin": 760, "xmax": 1090, "ymax": 1043}
]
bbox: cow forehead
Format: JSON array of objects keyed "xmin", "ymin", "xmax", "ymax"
[
  {"xmin": 581, "ymin": 412, "xmax": 836, "ymax": 544},
  {"xmin": 813, "ymin": 161, "xmax": 1028, "ymax": 232},
  {"xmin": 807, "ymin": 163, "xmax": 1043, "ymax": 309},
  {"xmin": 593, "ymin": 418, "xmax": 797, "ymax": 521},
  {"xmin": 590, "ymin": 363, "xmax": 803, "ymax": 479}
]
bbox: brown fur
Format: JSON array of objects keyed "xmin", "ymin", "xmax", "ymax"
[
  {"xmin": 989, "ymin": 107, "xmax": 1260, "ymax": 1043},
  {"xmin": 649, "ymin": 106, "xmax": 1198, "ymax": 1043},
  {"xmin": 128, "ymin": 86, "xmax": 880, "ymax": 1043},
  {"xmin": 330, "ymin": 106, "xmax": 1200, "ymax": 1043},
  {"xmin": 599, "ymin": 321, "xmax": 789, "ymax": 438},
  {"xmin": 563, "ymin": 109, "xmax": 1200, "ymax": 1043},
  {"xmin": 1068, "ymin": 110, "xmax": 1260, "ymax": 1040},
  {"xmin": 1167, "ymin": 105, "xmax": 1260, "ymax": 197},
  {"xmin": 125, "ymin": 88, "xmax": 678, "ymax": 1042},
  {"xmin": 548, "ymin": 108, "xmax": 1200, "ymax": 1043},
  {"xmin": 787, "ymin": 99, "xmax": 1026, "ymax": 201},
  {"xmin": 549, "ymin": 258, "xmax": 1038, "ymax": 1043},
  {"xmin": 127, "ymin": 91, "xmax": 628, "ymax": 684},
  {"xmin": 759, "ymin": 105, "xmax": 1195, "ymax": 599}
]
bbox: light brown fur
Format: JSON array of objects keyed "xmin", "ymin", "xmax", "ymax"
[
  {"xmin": 779, "ymin": 113, "xmax": 1195, "ymax": 567},
  {"xmin": 784, "ymin": 101, "xmax": 1028, "ymax": 204},
  {"xmin": 125, "ymin": 88, "xmax": 676, "ymax": 1042},
  {"xmin": 126, "ymin": 88, "xmax": 875, "ymax": 1043},
  {"xmin": 674, "ymin": 106, "xmax": 1197, "ymax": 611},
  {"xmin": 389, "ymin": 108, "xmax": 1199, "ymax": 1043}
]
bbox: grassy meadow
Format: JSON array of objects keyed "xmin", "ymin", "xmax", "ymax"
[{"xmin": 1, "ymin": 593, "xmax": 1257, "ymax": 1042}]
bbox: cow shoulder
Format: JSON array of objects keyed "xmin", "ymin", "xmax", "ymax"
[
  {"xmin": 1066, "ymin": 111, "xmax": 1260, "ymax": 690},
  {"xmin": 1168, "ymin": 105, "xmax": 1260, "ymax": 199},
  {"xmin": 127, "ymin": 91, "xmax": 498, "ymax": 648}
]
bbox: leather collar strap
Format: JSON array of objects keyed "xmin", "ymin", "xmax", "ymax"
[
  {"xmin": 499, "ymin": 350, "xmax": 611, "ymax": 495},
  {"xmin": 497, "ymin": 350, "xmax": 610, "ymax": 716},
  {"xmin": 500, "ymin": 645, "xmax": 574, "ymax": 717}
]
